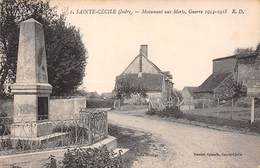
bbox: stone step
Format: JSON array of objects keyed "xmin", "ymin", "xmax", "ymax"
[
  {"xmin": 0, "ymin": 135, "xmax": 118, "ymax": 168},
  {"xmin": 90, "ymin": 135, "xmax": 117, "ymax": 151}
]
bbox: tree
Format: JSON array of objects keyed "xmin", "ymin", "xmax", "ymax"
[
  {"xmin": 214, "ymin": 77, "xmax": 246, "ymax": 102},
  {"xmin": 45, "ymin": 16, "xmax": 87, "ymax": 95},
  {"xmin": 114, "ymin": 77, "xmax": 147, "ymax": 99},
  {"xmin": 234, "ymin": 48, "xmax": 254, "ymax": 56},
  {"xmin": 0, "ymin": 0, "xmax": 87, "ymax": 96}
]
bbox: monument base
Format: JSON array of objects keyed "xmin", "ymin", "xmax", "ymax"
[
  {"xmin": 11, "ymin": 121, "xmax": 53, "ymax": 138},
  {"xmin": 1, "ymin": 132, "xmax": 69, "ymax": 147},
  {"xmin": 11, "ymin": 83, "xmax": 52, "ymax": 94}
]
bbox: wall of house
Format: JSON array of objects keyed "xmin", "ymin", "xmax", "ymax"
[
  {"xmin": 164, "ymin": 80, "xmax": 173, "ymax": 100},
  {"xmin": 237, "ymin": 56, "xmax": 260, "ymax": 87},
  {"xmin": 123, "ymin": 94, "xmax": 148, "ymax": 105},
  {"xmin": 147, "ymin": 92, "xmax": 162, "ymax": 99},
  {"xmin": 49, "ymin": 97, "xmax": 86, "ymax": 121},
  {"xmin": 181, "ymin": 89, "xmax": 216, "ymax": 110},
  {"xmin": 181, "ymin": 88, "xmax": 194, "ymax": 105},
  {"xmin": 193, "ymin": 98, "xmax": 215, "ymax": 108},
  {"xmin": 123, "ymin": 56, "xmax": 159, "ymax": 74},
  {"xmin": 161, "ymin": 75, "xmax": 173, "ymax": 101},
  {"xmin": 123, "ymin": 92, "xmax": 164, "ymax": 105},
  {"xmin": 181, "ymin": 89, "xmax": 216, "ymax": 109},
  {"xmin": 213, "ymin": 57, "xmax": 236, "ymax": 74},
  {"xmin": 180, "ymin": 104, "xmax": 195, "ymax": 110}
]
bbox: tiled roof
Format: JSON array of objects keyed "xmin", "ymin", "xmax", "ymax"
[
  {"xmin": 116, "ymin": 73, "xmax": 163, "ymax": 91},
  {"xmin": 213, "ymin": 55, "xmax": 236, "ymax": 61},
  {"xmin": 237, "ymin": 52, "xmax": 258, "ymax": 59},
  {"xmin": 184, "ymin": 87, "xmax": 200, "ymax": 98},
  {"xmin": 197, "ymin": 72, "xmax": 232, "ymax": 93}
]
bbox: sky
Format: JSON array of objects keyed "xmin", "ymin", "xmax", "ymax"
[{"xmin": 50, "ymin": 0, "xmax": 260, "ymax": 94}]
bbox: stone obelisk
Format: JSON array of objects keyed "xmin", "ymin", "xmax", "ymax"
[{"xmin": 11, "ymin": 18, "xmax": 53, "ymax": 138}]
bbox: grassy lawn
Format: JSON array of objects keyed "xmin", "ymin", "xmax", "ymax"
[{"xmin": 182, "ymin": 106, "xmax": 260, "ymax": 122}]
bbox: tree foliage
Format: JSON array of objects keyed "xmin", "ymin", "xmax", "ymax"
[
  {"xmin": 214, "ymin": 76, "xmax": 246, "ymax": 101},
  {"xmin": 114, "ymin": 77, "xmax": 147, "ymax": 99},
  {"xmin": 0, "ymin": 0, "xmax": 87, "ymax": 96}
]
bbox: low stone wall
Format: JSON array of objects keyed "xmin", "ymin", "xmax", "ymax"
[{"xmin": 49, "ymin": 97, "xmax": 87, "ymax": 121}]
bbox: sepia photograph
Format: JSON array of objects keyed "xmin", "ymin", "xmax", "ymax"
[{"xmin": 0, "ymin": 0, "xmax": 260, "ymax": 167}]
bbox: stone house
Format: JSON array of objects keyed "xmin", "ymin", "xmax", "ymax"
[
  {"xmin": 234, "ymin": 44, "xmax": 260, "ymax": 88},
  {"xmin": 181, "ymin": 55, "xmax": 237, "ymax": 109},
  {"xmin": 114, "ymin": 45, "xmax": 174, "ymax": 104},
  {"xmin": 181, "ymin": 87, "xmax": 199, "ymax": 110},
  {"xmin": 181, "ymin": 43, "xmax": 260, "ymax": 109}
]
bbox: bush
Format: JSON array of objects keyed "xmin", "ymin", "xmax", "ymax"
[
  {"xmin": 146, "ymin": 106, "xmax": 183, "ymax": 119},
  {"xmin": 43, "ymin": 147, "xmax": 125, "ymax": 168},
  {"xmin": 0, "ymin": 111, "xmax": 11, "ymax": 136}
]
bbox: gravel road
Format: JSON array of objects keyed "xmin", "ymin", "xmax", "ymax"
[{"xmin": 108, "ymin": 110, "xmax": 260, "ymax": 168}]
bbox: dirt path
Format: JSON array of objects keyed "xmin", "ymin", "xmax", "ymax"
[{"xmin": 108, "ymin": 110, "xmax": 260, "ymax": 168}]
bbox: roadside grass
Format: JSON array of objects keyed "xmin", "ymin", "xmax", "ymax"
[
  {"xmin": 182, "ymin": 106, "xmax": 260, "ymax": 121},
  {"xmin": 146, "ymin": 106, "xmax": 260, "ymax": 134}
]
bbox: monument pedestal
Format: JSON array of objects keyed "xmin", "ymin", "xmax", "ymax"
[
  {"xmin": 8, "ymin": 18, "xmax": 67, "ymax": 145},
  {"xmin": 11, "ymin": 122, "xmax": 53, "ymax": 138},
  {"xmin": 11, "ymin": 83, "xmax": 53, "ymax": 139}
]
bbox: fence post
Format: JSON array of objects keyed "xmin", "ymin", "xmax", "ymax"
[
  {"xmin": 75, "ymin": 120, "xmax": 78, "ymax": 144},
  {"xmin": 61, "ymin": 122, "xmax": 64, "ymax": 146},
  {"xmin": 251, "ymin": 97, "xmax": 255, "ymax": 124},
  {"xmin": 105, "ymin": 111, "xmax": 108, "ymax": 137},
  {"xmin": 88, "ymin": 111, "xmax": 92, "ymax": 144}
]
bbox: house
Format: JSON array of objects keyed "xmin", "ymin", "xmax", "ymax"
[
  {"xmin": 234, "ymin": 44, "xmax": 260, "ymax": 88},
  {"xmin": 114, "ymin": 45, "xmax": 174, "ymax": 104},
  {"xmin": 181, "ymin": 87, "xmax": 199, "ymax": 110},
  {"xmin": 181, "ymin": 54, "xmax": 237, "ymax": 109},
  {"xmin": 101, "ymin": 92, "xmax": 113, "ymax": 99},
  {"xmin": 181, "ymin": 43, "xmax": 260, "ymax": 109}
]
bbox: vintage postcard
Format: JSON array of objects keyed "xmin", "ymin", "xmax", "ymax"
[{"xmin": 0, "ymin": 0, "xmax": 260, "ymax": 167}]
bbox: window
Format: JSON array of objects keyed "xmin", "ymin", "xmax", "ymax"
[{"xmin": 38, "ymin": 97, "xmax": 48, "ymax": 120}]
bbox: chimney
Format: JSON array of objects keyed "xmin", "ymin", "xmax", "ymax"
[{"xmin": 140, "ymin": 44, "xmax": 148, "ymax": 58}]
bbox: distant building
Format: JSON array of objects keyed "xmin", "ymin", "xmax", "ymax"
[
  {"xmin": 181, "ymin": 87, "xmax": 199, "ymax": 110},
  {"xmin": 181, "ymin": 43, "xmax": 260, "ymax": 110},
  {"xmin": 86, "ymin": 91, "xmax": 100, "ymax": 98},
  {"xmin": 101, "ymin": 92, "xmax": 113, "ymax": 99},
  {"xmin": 181, "ymin": 56, "xmax": 235, "ymax": 109},
  {"xmin": 114, "ymin": 45, "xmax": 174, "ymax": 104}
]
